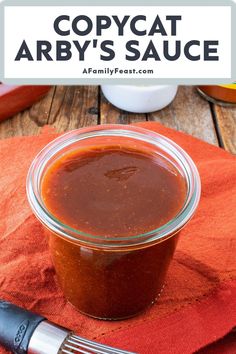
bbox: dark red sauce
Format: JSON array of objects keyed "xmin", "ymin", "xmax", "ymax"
[
  {"xmin": 41, "ymin": 145, "xmax": 187, "ymax": 319},
  {"xmin": 42, "ymin": 146, "xmax": 186, "ymax": 237}
]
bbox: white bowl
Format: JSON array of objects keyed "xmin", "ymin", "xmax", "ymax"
[{"xmin": 101, "ymin": 85, "xmax": 178, "ymax": 113}]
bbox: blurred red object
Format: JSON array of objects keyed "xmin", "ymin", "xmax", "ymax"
[{"xmin": 0, "ymin": 85, "xmax": 51, "ymax": 121}]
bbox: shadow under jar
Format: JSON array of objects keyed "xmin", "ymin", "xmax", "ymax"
[{"xmin": 27, "ymin": 125, "xmax": 201, "ymax": 320}]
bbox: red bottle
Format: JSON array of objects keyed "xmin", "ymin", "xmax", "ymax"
[{"xmin": 0, "ymin": 84, "xmax": 51, "ymax": 121}]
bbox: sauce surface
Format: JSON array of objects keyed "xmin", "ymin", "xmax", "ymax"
[{"xmin": 42, "ymin": 145, "xmax": 186, "ymax": 237}]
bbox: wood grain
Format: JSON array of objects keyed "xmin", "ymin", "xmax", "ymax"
[
  {"xmin": 100, "ymin": 89, "xmax": 147, "ymax": 124},
  {"xmin": 48, "ymin": 86, "xmax": 98, "ymax": 132},
  {"xmin": 213, "ymin": 104, "xmax": 236, "ymax": 154},
  {"xmin": 1, "ymin": 85, "xmax": 235, "ymax": 155},
  {"xmin": 148, "ymin": 86, "xmax": 219, "ymax": 146},
  {"xmin": 0, "ymin": 87, "xmax": 55, "ymax": 139}
]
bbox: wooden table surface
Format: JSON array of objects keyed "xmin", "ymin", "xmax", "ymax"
[{"xmin": 0, "ymin": 86, "xmax": 235, "ymax": 154}]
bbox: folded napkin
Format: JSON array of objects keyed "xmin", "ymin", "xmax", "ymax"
[{"xmin": 0, "ymin": 122, "xmax": 235, "ymax": 354}]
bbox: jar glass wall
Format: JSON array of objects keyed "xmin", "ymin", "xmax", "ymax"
[{"xmin": 27, "ymin": 125, "xmax": 201, "ymax": 320}]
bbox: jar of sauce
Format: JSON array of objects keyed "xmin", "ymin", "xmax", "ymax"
[
  {"xmin": 27, "ymin": 125, "xmax": 201, "ymax": 320},
  {"xmin": 197, "ymin": 84, "xmax": 236, "ymax": 105}
]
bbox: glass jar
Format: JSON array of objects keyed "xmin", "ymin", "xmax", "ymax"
[
  {"xmin": 26, "ymin": 125, "xmax": 201, "ymax": 320},
  {"xmin": 197, "ymin": 84, "xmax": 236, "ymax": 106}
]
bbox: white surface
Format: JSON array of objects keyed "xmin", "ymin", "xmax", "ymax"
[{"xmin": 101, "ymin": 85, "xmax": 178, "ymax": 113}]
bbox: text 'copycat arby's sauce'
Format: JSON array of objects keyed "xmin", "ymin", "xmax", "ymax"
[{"xmin": 41, "ymin": 144, "xmax": 187, "ymax": 319}]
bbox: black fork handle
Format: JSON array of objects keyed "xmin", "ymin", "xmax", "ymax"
[{"xmin": 0, "ymin": 300, "xmax": 45, "ymax": 354}]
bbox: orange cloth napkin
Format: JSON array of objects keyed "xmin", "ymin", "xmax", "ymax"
[{"xmin": 0, "ymin": 122, "xmax": 235, "ymax": 354}]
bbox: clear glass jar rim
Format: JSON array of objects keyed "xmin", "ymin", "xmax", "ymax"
[{"xmin": 26, "ymin": 124, "xmax": 201, "ymax": 249}]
